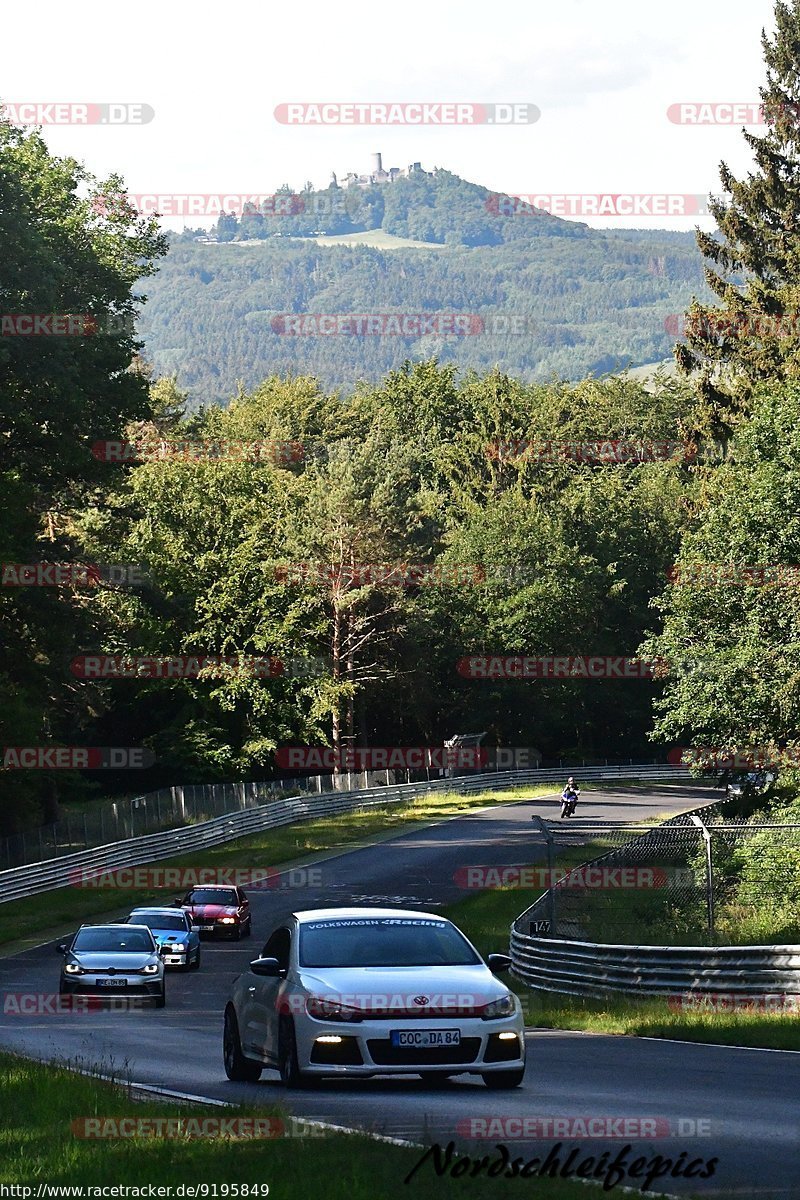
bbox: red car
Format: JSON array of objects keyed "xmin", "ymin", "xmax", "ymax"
[{"xmin": 176, "ymin": 885, "xmax": 252, "ymax": 940}]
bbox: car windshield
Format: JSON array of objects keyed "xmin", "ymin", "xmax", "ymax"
[
  {"xmin": 72, "ymin": 928, "xmax": 154, "ymax": 953},
  {"xmin": 299, "ymin": 917, "xmax": 480, "ymax": 968},
  {"xmin": 186, "ymin": 889, "xmax": 238, "ymax": 905},
  {"xmin": 130, "ymin": 913, "xmax": 187, "ymax": 932}
]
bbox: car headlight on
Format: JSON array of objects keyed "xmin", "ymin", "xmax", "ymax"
[
  {"xmin": 220, "ymin": 917, "xmax": 236, "ymax": 924},
  {"xmin": 481, "ymin": 995, "xmax": 516, "ymax": 1019},
  {"xmin": 306, "ymin": 996, "xmax": 363, "ymax": 1022},
  {"xmin": 171, "ymin": 944, "xmax": 186, "ymax": 952},
  {"xmin": 142, "ymin": 963, "xmax": 160, "ymax": 974},
  {"xmin": 64, "ymin": 963, "xmax": 83, "ymax": 975}
]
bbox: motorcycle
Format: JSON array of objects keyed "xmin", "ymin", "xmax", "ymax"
[{"xmin": 560, "ymin": 790, "xmax": 578, "ymax": 819}]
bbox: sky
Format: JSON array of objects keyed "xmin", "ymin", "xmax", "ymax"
[{"xmin": 0, "ymin": 0, "xmax": 779, "ymax": 230}]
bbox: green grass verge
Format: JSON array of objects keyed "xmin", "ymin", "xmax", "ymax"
[
  {"xmin": 0, "ymin": 1051, "xmax": 610, "ymax": 1198},
  {"xmin": 441, "ymin": 865, "xmax": 800, "ymax": 1051},
  {"xmin": 0, "ymin": 783, "xmax": 563, "ymax": 954}
]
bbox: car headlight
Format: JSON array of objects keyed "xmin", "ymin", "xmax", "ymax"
[
  {"xmin": 64, "ymin": 963, "xmax": 83, "ymax": 975},
  {"xmin": 142, "ymin": 963, "xmax": 160, "ymax": 974},
  {"xmin": 171, "ymin": 944, "xmax": 186, "ymax": 952},
  {"xmin": 482, "ymin": 995, "xmax": 516, "ymax": 1019},
  {"xmin": 220, "ymin": 917, "xmax": 236, "ymax": 924},
  {"xmin": 306, "ymin": 996, "xmax": 363, "ymax": 1022}
]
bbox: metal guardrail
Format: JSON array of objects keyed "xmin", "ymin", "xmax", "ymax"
[
  {"xmin": 510, "ymin": 800, "xmax": 800, "ymax": 998},
  {"xmin": 509, "ymin": 933, "xmax": 800, "ymax": 998},
  {"xmin": 0, "ymin": 763, "xmax": 687, "ymax": 904}
]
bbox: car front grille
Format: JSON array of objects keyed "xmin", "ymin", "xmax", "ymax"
[{"xmin": 366, "ymin": 1038, "xmax": 481, "ymax": 1066}]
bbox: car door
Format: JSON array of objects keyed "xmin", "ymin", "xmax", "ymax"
[{"xmin": 240, "ymin": 926, "xmax": 292, "ymax": 1062}]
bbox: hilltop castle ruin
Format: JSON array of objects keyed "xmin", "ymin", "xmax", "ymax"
[{"xmin": 332, "ymin": 152, "xmax": 428, "ymax": 189}]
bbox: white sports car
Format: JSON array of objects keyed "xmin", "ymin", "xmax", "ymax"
[{"xmin": 223, "ymin": 907, "xmax": 526, "ymax": 1088}]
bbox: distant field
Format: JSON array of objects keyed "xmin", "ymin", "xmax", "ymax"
[
  {"xmin": 622, "ymin": 358, "xmax": 678, "ymax": 388},
  {"xmin": 309, "ymin": 229, "xmax": 446, "ymax": 250},
  {"xmin": 205, "ymin": 230, "xmax": 446, "ymax": 250}
]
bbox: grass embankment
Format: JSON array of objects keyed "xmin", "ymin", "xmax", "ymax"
[
  {"xmin": 0, "ymin": 1051, "xmax": 613, "ymax": 1198},
  {"xmin": 441, "ymin": 861, "xmax": 800, "ymax": 1052},
  {"xmin": 0, "ymin": 783, "xmax": 565, "ymax": 953}
]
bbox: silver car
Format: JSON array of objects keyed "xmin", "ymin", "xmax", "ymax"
[
  {"xmin": 223, "ymin": 907, "xmax": 526, "ymax": 1088},
  {"xmin": 58, "ymin": 923, "xmax": 166, "ymax": 1007}
]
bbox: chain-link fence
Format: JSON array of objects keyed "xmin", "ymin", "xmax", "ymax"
[
  {"xmin": 519, "ymin": 806, "xmax": 800, "ymax": 947},
  {"xmin": 0, "ymin": 772, "xmax": 401, "ymax": 869}
]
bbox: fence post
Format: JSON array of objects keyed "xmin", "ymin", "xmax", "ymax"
[
  {"xmin": 531, "ymin": 815, "xmax": 557, "ymax": 937},
  {"xmin": 689, "ymin": 814, "xmax": 715, "ymax": 939}
]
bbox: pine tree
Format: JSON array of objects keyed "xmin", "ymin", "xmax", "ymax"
[{"xmin": 677, "ymin": 1, "xmax": 800, "ymax": 440}]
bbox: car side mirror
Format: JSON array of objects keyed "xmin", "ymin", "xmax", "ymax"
[
  {"xmin": 173, "ymin": 896, "xmax": 183, "ymax": 906},
  {"xmin": 56, "ymin": 943, "xmax": 68, "ymax": 954},
  {"xmin": 249, "ymin": 956, "xmax": 283, "ymax": 977},
  {"xmin": 487, "ymin": 953, "xmax": 512, "ymax": 974}
]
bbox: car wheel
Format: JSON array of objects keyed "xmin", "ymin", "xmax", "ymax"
[
  {"xmin": 233, "ymin": 923, "xmax": 242, "ymax": 941},
  {"xmin": 191, "ymin": 949, "xmax": 201, "ymax": 970},
  {"xmin": 482, "ymin": 1067, "xmax": 525, "ymax": 1089},
  {"xmin": 419, "ymin": 1073, "xmax": 453, "ymax": 1087},
  {"xmin": 154, "ymin": 988, "xmax": 166, "ymax": 1009},
  {"xmin": 278, "ymin": 1018, "xmax": 307, "ymax": 1088},
  {"xmin": 223, "ymin": 1006, "xmax": 262, "ymax": 1082},
  {"xmin": 243, "ymin": 918, "xmax": 252, "ymax": 937}
]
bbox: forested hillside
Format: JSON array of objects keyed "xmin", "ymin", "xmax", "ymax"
[{"xmin": 141, "ymin": 220, "xmax": 708, "ymax": 405}]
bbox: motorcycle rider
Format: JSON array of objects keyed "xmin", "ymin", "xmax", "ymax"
[{"xmin": 561, "ymin": 776, "xmax": 580, "ymax": 817}]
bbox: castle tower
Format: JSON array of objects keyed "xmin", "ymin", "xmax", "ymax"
[{"xmin": 371, "ymin": 151, "xmax": 383, "ymax": 176}]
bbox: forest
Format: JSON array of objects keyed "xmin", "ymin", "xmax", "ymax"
[{"xmin": 2, "ymin": 0, "xmax": 800, "ymax": 838}]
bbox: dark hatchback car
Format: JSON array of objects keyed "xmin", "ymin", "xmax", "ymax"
[
  {"xmin": 176, "ymin": 885, "xmax": 252, "ymax": 939},
  {"xmin": 58, "ymin": 923, "xmax": 166, "ymax": 1007}
]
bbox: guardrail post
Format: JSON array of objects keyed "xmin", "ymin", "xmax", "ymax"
[
  {"xmin": 689, "ymin": 814, "xmax": 715, "ymax": 939},
  {"xmin": 531, "ymin": 815, "xmax": 557, "ymax": 936}
]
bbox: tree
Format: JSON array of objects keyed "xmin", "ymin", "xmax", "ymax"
[
  {"xmin": 641, "ymin": 380, "xmax": 800, "ymax": 769},
  {"xmin": 0, "ymin": 117, "xmax": 166, "ymax": 832},
  {"xmin": 676, "ymin": 1, "xmax": 800, "ymax": 441}
]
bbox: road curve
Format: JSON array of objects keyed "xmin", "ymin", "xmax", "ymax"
[{"xmin": 2, "ymin": 785, "xmax": 798, "ymax": 1198}]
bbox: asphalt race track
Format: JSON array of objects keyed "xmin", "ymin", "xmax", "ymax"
[{"xmin": 2, "ymin": 785, "xmax": 799, "ymax": 1198}]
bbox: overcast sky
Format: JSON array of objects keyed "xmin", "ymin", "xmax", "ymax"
[{"xmin": 0, "ymin": 0, "xmax": 779, "ymax": 230}]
